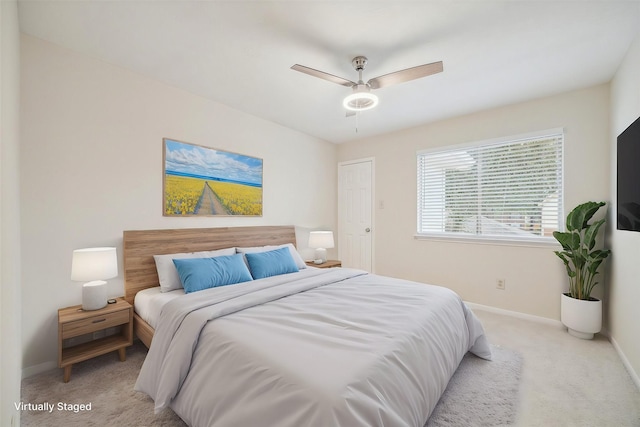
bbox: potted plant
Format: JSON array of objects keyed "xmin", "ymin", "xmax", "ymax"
[{"xmin": 553, "ymin": 201, "xmax": 611, "ymax": 339}]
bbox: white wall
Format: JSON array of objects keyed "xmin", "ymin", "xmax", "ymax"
[
  {"xmin": 1, "ymin": 0, "xmax": 22, "ymax": 425},
  {"xmin": 20, "ymin": 35, "xmax": 337, "ymax": 372},
  {"xmin": 609, "ymin": 31, "xmax": 640, "ymax": 386},
  {"xmin": 338, "ymin": 85, "xmax": 611, "ymax": 321}
]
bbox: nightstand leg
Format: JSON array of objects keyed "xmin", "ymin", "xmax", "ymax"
[
  {"xmin": 118, "ymin": 347, "xmax": 126, "ymax": 362},
  {"xmin": 63, "ymin": 365, "xmax": 72, "ymax": 383}
]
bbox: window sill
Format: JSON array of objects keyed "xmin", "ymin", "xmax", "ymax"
[{"xmin": 414, "ymin": 233, "xmax": 560, "ymax": 248}]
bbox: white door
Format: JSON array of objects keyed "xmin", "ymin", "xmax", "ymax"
[{"xmin": 338, "ymin": 159, "xmax": 373, "ymax": 272}]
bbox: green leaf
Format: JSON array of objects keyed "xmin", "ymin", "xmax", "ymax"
[
  {"xmin": 584, "ymin": 218, "xmax": 605, "ymax": 251},
  {"xmin": 553, "ymin": 231, "xmax": 580, "ymax": 251},
  {"xmin": 587, "ymin": 258, "xmax": 604, "ymax": 276},
  {"xmin": 554, "ymin": 251, "xmax": 575, "ymax": 277},
  {"xmin": 588, "ymin": 249, "xmax": 611, "ymax": 267},
  {"xmin": 566, "ymin": 201, "xmax": 605, "ymax": 231}
]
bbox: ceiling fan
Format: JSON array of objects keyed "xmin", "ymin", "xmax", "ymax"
[{"xmin": 291, "ymin": 56, "xmax": 443, "ymax": 113}]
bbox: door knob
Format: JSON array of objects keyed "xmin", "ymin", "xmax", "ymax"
[{"xmin": 365, "ymin": 228, "xmax": 371, "ymax": 233}]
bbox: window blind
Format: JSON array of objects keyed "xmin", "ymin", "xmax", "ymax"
[{"xmin": 417, "ymin": 131, "xmax": 563, "ymax": 240}]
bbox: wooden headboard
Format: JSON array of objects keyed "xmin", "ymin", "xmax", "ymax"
[{"xmin": 123, "ymin": 225, "xmax": 297, "ymax": 305}]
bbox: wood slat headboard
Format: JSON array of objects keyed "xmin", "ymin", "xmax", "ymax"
[{"xmin": 123, "ymin": 225, "xmax": 297, "ymax": 305}]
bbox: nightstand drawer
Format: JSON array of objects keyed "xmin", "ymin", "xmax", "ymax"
[{"xmin": 62, "ymin": 309, "xmax": 129, "ymax": 339}]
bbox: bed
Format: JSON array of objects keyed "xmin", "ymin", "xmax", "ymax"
[{"xmin": 125, "ymin": 226, "xmax": 491, "ymax": 427}]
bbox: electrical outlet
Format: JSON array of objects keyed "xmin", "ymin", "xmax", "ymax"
[{"xmin": 496, "ymin": 279, "xmax": 506, "ymax": 290}]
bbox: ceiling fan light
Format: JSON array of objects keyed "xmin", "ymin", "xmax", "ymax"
[{"xmin": 343, "ymin": 92, "xmax": 379, "ymax": 111}]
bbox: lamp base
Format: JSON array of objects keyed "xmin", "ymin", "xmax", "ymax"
[
  {"xmin": 314, "ymin": 248, "xmax": 328, "ymax": 263},
  {"xmin": 82, "ymin": 280, "xmax": 108, "ymax": 311}
]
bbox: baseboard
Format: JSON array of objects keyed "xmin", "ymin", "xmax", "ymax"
[
  {"xmin": 21, "ymin": 360, "xmax": 56, "ymax": 379},
  {"xmin": 465, "ymin": 301, "xmax": 564, "ymax": 329},
  {"xmin": 610, "ymin": 335, "xmax": 640, "ymax": 391}
]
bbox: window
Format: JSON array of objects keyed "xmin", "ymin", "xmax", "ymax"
[{"xmin": 417, "ymin": 129, "xmax": 563, "ymax": 242}]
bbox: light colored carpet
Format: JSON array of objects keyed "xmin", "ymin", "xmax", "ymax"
[
  {"xmin": 474, "ymin": 308, "xmax": 640, "ymax": 427},
  {"xmin": 21, "ymin": 342, "xmax": 184, "ymax": 427},
  {"xmin": 426, "ymin": 345, "xmax": 522, "ymax": 427},
  {"xmin": 21, "ymin": 342, "xmax": 521, "ymax": 427}
]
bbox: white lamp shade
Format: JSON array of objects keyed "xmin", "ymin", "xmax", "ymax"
[
  {"xmin": 308, "ymin": 231, "xmax": 335, "ymax": 249},
  {"xmin": 71, "ymin": 247, "xmax": 118, "ymax": 282}
]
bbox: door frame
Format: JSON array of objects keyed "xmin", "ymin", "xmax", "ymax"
[{"xmin": 337, "ymin": 157, "xmax": 376, "ymax": 273}]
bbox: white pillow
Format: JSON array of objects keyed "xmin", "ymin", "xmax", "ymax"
[
  {"xmin": 236, "ymin": 243, "xmax": 306, "ymax": 270},
  {"xmin": 154, "ymin": 247, "xmax": 236, "ymax": 292}
]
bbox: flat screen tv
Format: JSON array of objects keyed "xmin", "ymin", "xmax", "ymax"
[{"xmin": 617, "ymin": 115, "xmax": 640, "ymax": 232}]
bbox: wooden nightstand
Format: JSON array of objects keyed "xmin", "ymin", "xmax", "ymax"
[
  {"xmin": 305, "ymin": 260, "xmax": 342, "ymax": 269},
  {"xmin": 58, "ymin": 298, "xmax": 133, "ymax": 382}
]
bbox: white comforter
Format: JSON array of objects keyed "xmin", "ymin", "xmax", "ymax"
[{"xmin": 135, "ymin": 268, "xmax": 491, "ymax": 427}]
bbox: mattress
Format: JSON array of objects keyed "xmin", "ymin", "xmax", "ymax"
[{"xmin": 133, "ymin": 286, "xmax": 184, "ymax": 329}]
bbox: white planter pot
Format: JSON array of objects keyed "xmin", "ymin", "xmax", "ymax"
[{"xmin": 560, "ymin": 293, "xmax": 602, "ymax": 339}]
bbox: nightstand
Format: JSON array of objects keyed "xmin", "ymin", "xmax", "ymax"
[
  {"xmin": 305, "ymin": 260, "xmax": 342, "ymax": 269},
  {"xmin": 58, "ymin": 298, "xmax": 133, "ymax": 382}
]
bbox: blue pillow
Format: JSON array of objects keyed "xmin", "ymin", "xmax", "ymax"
[
  {"xmin": 172, "ymin": 254, "xmax": 252, "ymax": 293},
  {"xmin": 244, "ymin": 247, "xmax": 300, "ymax": 280}
]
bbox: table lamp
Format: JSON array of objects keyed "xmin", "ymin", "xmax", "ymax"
[
  {"xmin": 71, "ymin": 247, "xmax": 118, "ymax": 311},
  {"xmin": 308, "ymin": 231, "xmax": 334, "ymax": 264}
]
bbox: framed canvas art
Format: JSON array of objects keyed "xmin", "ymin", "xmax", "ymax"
[{"xmin": 163, "ymin": 138, "xmax": 263, "ymax": 216}]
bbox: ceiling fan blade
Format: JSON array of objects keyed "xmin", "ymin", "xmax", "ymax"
[
  {"xmin": 291, "ymin": 64, "xmax": 356, "ymax": 88},
  {"xmin": 345, "ymin": 110, "xmax": 356, "ymax": 118},
  {"xmin": 367, "ymin": 61, "xmax": 443, "ymax": 90}
]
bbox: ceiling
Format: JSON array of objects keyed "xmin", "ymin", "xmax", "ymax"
[{"xmin": 17, "ymin": 1, "xmax": 640, "ymax": 144}]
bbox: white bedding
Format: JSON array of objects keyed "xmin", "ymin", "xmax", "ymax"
[
  {"xmin": 134, "ymin": 286, "xmax": 184, "ymax": 329},
  {"xmin": 135, "ymin": 268, "xmax": 491, "ymax": 427}
]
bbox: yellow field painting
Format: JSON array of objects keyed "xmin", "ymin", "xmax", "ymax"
[
  {"xmin": 164, "ymin": 175, "xmax": 205, "ymax": 215},
  {"xmin": 164, "ymin": 175, "xmax": 262, "ymax": 216},
  {"xmin": 208, "ymin": 180, "xmax": 262, "ymax": 216}
]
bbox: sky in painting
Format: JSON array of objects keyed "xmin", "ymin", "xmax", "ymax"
[{"xmin": 164, "ymin": 139, "xmax": 262, "ymax": 186}]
